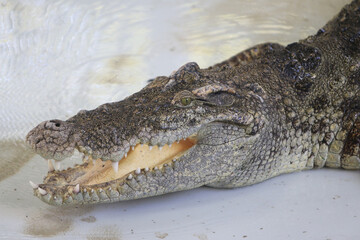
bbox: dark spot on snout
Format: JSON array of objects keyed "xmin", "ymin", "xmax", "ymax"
[{"xmin": 47, "ymin": 120, "xmax": 64, "ymax": 129}]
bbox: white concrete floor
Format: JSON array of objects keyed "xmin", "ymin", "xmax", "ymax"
[{"xmin": 0, "ymin": 0, "xmax": 358, "ymax": 239}]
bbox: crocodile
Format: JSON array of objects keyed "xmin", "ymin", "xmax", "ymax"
[{"xmin": 26, "ymin": 0, "xmax": 360, "ymax": 205}]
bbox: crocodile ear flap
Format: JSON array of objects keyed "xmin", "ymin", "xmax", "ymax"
[
  {"xmin": 192, "ymin": 83, "xmax": 237, "ymax": 106},
  {"xmin": 192, "ymin": 83, "xmax": 236, "ymax": 98}
]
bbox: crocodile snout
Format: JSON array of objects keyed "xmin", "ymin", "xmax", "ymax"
[{"xmin": 26, "ymin": 119, "xmax": 79, "ymax": 161}]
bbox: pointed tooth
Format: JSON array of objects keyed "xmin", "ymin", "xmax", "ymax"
[
  {"xmin": 93, "ymin": 159, "xmax": 96, "ymax": 165},
  {"xmin": 144, "ymin": 167, "xmax": 149, "ymax": 172},
  {"xmin": 29, "ymin": 181, "xmax": 38, "ymax": 189},
  {"xmin": 177, "ymin": 140, "xmax": 180, "ymax": 144},
  {"xmin": 48, "ymin": 160, "xmax": 55, "ymax": 172},
  {"xmin": 159, "ymin": 146, "xmax": 163, "ymax": 151},
  {"xmin": 135, "ymin": 168, "xmax": 141, "ymax": 174},
  {"xmin": 154, "ymin": 166, "xmax": 158, "ymax": 170},
  {"xmin": 73, "ymin": 184, "xmax": 80, "ymax": 194},
  {"xmin": 125, "ymin": 152, "xmax": 127, "ymax": 158},
  {"xmin": 169, "ymin": 144, "xmax": 172, "ymax": 148},
  {"xmin": 131, "ymin": 146, "xmax": 135, "ymax": 151},
  {"xmin": 38, "ymin": 187, "xmax": 47, "ymax": 195},
  {"xmin": 54, "ymin": 160, "xmax": 61, "ymax": 171},
  {"xmin": 127, "ymin": 174, "xmax": 133, "ymax": 180},
  {"xmin": 112, "ymin": 161, "xmax": 119, "ymax": 173},
  {"xmin": 149, "ymin": 146, "xmax": 153, "ymax": 151}
]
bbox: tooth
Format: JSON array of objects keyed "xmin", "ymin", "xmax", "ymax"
[
  {"xmin": 169, "ymin": 144, "xmax": 172, "ymax": 148},
  {"xmin": 131, "ymin": 146, "xmax": 135, "ymax": 151},
  {"xmin": 172, "ymin": 159, "xmax": 177, "ymax": 162},
  {"xmin": 154, "ymin": 166, "xmax": 158, "ymax": 170},
  {"xmin": 93, "ymin": 159, "xmax": 96, "ymax": 165},
  {"xmin": 177, "ymin": 140, "xmax": 180, "ymax": 144},
  {"xmin": 48, "ymin": 160, "xmax": 55, "ymax": 172},
  {"xmin": 127, "ymin": 174, "xmax": 133, "ymax": 180},
  {"xmin": 54, "ymin": 160, "xmax": 61, "ymax": 171},
  {"xmin": 73, "ymin": 184, "xmax": 80, "ymax": 194},
  {"xmin": 112, "ymin": 161, "xmax": 119, "ymax": 173},
  {"xmin": 125, "ymin": 152, "xmax": 127, "ymax": 158},
  {"xmin": 144, "ymin": 167, "xmax": 149, "ymax": 172},
  {"xmin": 159, "ymin": 146, "xmax": 163, "ymax": 151},
  {"xmin": 29, "ymin": 181, "xmax": 38, "ymax": 189},
  {"xmin": 38, "ymin": 187, "xmax": 47, "ymax": 195},
  {"xmin": 149, "ymin": 146, "xmax": 153, "ymax": 151},
  {"xmin": 135, "ymin": 168, "xmax": 141, "ymax": 174}
]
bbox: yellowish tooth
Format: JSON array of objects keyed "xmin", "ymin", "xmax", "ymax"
[
  {"xmin": 111, "ymin": 161, "xmax": 119, "ymax": 173},
  {"xmin": 29, "ymin": 181, "xmax": 38, "ymax": 189},
  {"xmin": 73, "ymin": 184, "xmax": 80, "ymax": 194},
  {"xmin": 54, "ymin": 160, "xmax": 61, "ymax": 171},
  {"xmin": 38, "ymin": 187, "xmax": 47, "ymax": 195},
  {"xmin": 48, "ymin": 160, "xmax": 55, "ymax": 172},
  {"xmin": 135, "ymin": 168, "xmax": 141, "ymax": 174}
]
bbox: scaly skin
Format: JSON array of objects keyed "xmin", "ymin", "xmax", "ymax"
[{"xmin": 26, "ymin": 0, "xmax": 360, "ymax": 205}]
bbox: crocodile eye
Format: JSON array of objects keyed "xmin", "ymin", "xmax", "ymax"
[{"xmin": 181, "ymin": 97, "xmax": 192, "ymax": 106}]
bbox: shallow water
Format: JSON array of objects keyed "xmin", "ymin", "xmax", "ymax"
[{"xmin": 1, "ymin": 0, "xmax": 359, "ymax": 239}]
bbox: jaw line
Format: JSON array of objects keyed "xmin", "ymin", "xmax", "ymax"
[{"xmin": 34, "ymin": 134, "xmax": 198, "ymax": 197}]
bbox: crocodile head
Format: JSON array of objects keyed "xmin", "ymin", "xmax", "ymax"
[{"xmin": 26, "ymin": 62, "xmax": 264, "ymax": 205}]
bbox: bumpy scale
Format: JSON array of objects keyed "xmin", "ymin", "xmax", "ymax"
[{"xmin": 26, "ymin": 0, "xmax": 360, "ymax": 205}]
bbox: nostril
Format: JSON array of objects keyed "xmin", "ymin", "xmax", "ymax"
[{"xmin": 49, "ymin": 120, "xmax": 62, "ymax": 128}]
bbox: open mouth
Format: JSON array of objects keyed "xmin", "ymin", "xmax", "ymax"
[{"xmin": 30, "ymin": 134, "xmax": 197, "ymax": 204}]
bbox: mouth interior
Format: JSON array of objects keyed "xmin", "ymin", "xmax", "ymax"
[{"xmin": 61, "ymin": 136, "xmax": 197, "ymax": 186}]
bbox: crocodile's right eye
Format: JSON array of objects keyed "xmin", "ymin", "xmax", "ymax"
[{"xmin": 181, "ymin": 97, "xmax": 192, "ymax": 106}]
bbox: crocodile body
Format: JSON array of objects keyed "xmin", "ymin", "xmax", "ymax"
[{"xmin": 26, "ymin": 1, "xmax": 360, "ymax": 205}]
